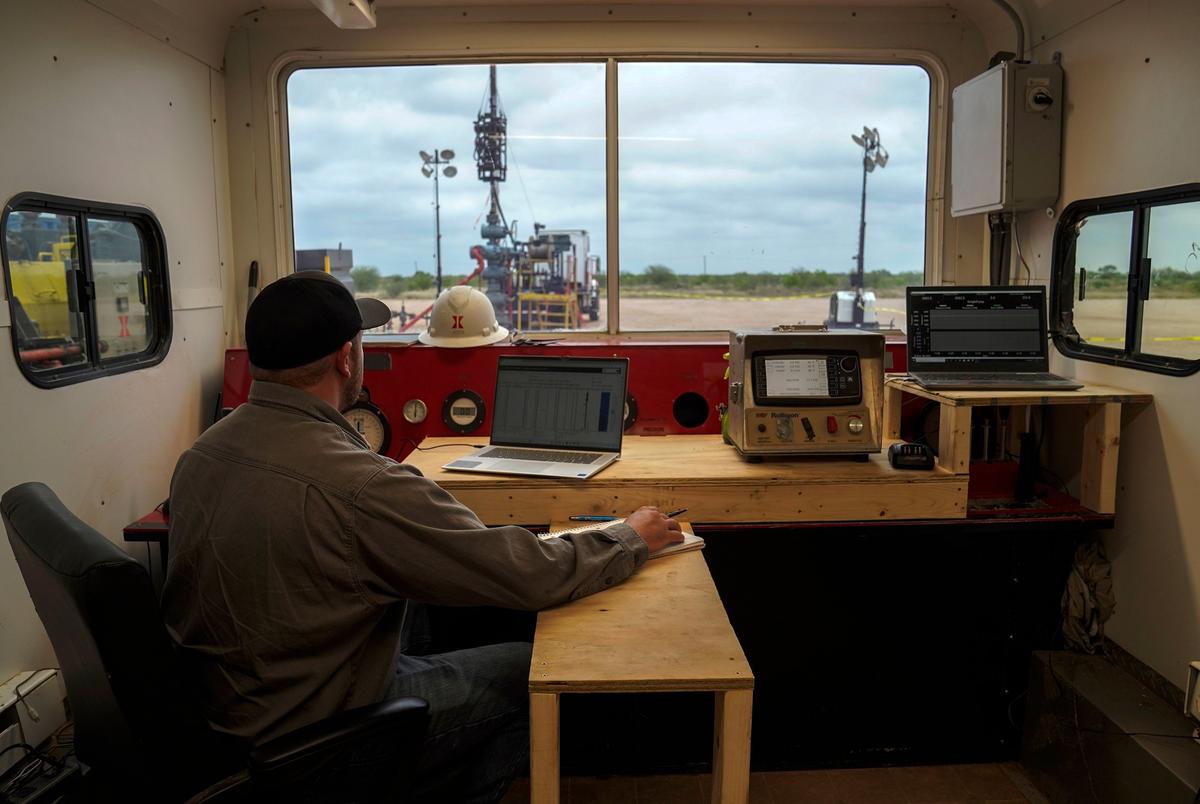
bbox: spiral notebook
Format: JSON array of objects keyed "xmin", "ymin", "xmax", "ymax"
[{"xmin": 541, "ymin": 520, "xmax": 704, "ymax": 560}]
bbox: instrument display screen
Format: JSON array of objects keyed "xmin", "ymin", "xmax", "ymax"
[
  {"xmin": 751, "ymin": 350, "xmax": 862, "ymax": 406},
  {"xmin": 763, "ymin": 358, "xmax": 830, "ymax": 398}
]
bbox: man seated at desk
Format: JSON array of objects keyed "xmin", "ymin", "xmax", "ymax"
[{"xmin": 160, "ymin": 272, "xmax": 683, "ymax": 804}]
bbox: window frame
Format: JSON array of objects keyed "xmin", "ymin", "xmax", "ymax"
[
  {"xmin": 2, "ymin": 192, "xmax": 172, "ymax": 388},
  {"xmin": 274, "ymin": 53, "xmax": 941, "ymax": 338},
  {"xmin": 1050, "ymin": 183, "xmax": 1200, "ymax": 377}
]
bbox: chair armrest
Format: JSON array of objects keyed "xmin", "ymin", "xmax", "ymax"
[
  {"xmin": 187, "ymin": 698, "xmax": 429, "ymax": 803},
  {"xmin": 249, "ymin": 696, "xmax": 430, "ymax": 773}
]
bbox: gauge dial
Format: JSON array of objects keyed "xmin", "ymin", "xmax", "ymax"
[
  {"xmin": 402, "ymin": 398, "xmax": 428, "ymax": 424},
  {"xmin": 344, "ymin": 392, "xmax": 392, "ymax": 454},
  {"xmin": 442, "ymin": 389, "xmax": 486, "ymax": 433},
  {"xmin": 623, "ymin": 393, "xmax": 638, "ymax": 431}
]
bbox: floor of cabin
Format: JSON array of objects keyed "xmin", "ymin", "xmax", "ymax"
[{"xmin": 500, "ymin": 762, "xmax": 1048, "ymax": 803}]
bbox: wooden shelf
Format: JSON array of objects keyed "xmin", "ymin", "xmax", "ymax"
[
  {"xmin": 884, "ymin": 377, "xmax": 1153, "ymax": 407},
  {"xmin": 884, "ymin": 377, "xmax": 1151, "ymax": 515},
  {"xmin": 406, "ymin": 434, "xmax": 967, "ymax": 525}
]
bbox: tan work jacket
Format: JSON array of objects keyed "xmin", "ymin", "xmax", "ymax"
[{"xmin": 161, "ymin": 381, "xmax": 647, "ymax": 744}]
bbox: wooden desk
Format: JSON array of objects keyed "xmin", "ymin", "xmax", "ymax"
[
  {"xmin": 405, "ymin": 435, "xmax": 966, "ymax": 524},
  {"xmin": 530, "ymin": 533, "xmax": 753, "ymax": 804},
  {"xmin": 884, "ymin": 379, "xmax": 1152, "ymax": 514}
]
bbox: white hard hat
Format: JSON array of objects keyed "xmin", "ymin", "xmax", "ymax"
[{"xmin": 418, "ymin": 285, "xmax": 509, "ymax": 348}]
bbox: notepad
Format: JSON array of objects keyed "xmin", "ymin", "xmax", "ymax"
[{"xmin": 542, "ymin": 519, "xmax": 704, "ymax": 560}]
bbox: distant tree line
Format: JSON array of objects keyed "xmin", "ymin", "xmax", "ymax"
[
  {"xmin": 352, "ymin": 262, "xmax": 1164, "ymax": 298},
  {"xmin": 351, "ymin": 266, "xmax": 436, "ymax": 297},
  {"xmin": 1083, "ymin": 263, "xmax": 1200, "ymax": 298},
  {"xmin": 614, "ymin": 265, "xmax": 923, "ymax": 295}
]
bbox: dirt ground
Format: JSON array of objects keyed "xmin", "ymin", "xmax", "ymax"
[
  {"xmin": 374, "ymin": 295, "xmax": 907, "ymax": 334},
  {"xmin": 372, "ymin": 293, "xmax": 1200, "ymax": 360}
]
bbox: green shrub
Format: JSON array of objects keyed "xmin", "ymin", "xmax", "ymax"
[{"xmin": 350, "ymin": 265, "xmax": 380, "ymax": 293}]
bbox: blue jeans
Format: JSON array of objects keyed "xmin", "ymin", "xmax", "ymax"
[{"xmin": 387, "ymin": 641, "xmax": 533, "ymax": 804}]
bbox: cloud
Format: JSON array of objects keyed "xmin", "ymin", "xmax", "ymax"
[{"xmin": 287, "ymin": 60, "xmax": 929, "ymax": 277}]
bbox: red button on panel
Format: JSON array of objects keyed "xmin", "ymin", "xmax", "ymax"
[{"xmin": 826, "ymin": 416, "xmax": 838, "ymax": 433}]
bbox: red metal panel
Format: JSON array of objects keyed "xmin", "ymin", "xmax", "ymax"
[{"xmin": 221, "ymin": 338, "xmax": 908, "ymax": 461}]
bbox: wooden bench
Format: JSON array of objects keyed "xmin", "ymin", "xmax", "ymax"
[{"xmin": 529, "ymin": 529, "xmax": 754, "ymax": 803}]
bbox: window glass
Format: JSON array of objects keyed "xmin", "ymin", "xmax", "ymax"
[
  {"xmin": 1070, "ymin": 209, "xmax": 1133, "ymax": 350},
  {"xmin": 4, "ymin": 211, "xmax": 89, "ymax": 371},
  {"xmin": 1051, "ymin": 183, "xmax": 1200, "ymax": 375},
  {"xmin": 1142, "ymin": 200, "xmax": 1200, "ymax": 360},
  {"xmin": 287, "ymin": 63, "xmax": 607, "ymax": 336},
  {"xmin": 616, "ymin": 62, "xmax": 929, "ymax": 332},
  {"xmin": 3, "ymin": 195, "xmax": 170, "ymax": 387},
  {"xmin": 88, "ymin": 218, "xmax": 152, "ymax": 358}
]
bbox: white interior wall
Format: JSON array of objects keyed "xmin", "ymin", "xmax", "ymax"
[
  {"xmin": 0, "ymin": 0, "xmax": 231, "ymax": 679},
  {"xmin": 1014, "ymin": 0, "xmax": 1200, "ymax": 688},
  {"xmin": 222, "ymin": 3, "xmax": 993, "ymax": 345}
]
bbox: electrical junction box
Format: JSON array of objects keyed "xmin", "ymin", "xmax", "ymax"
[
  {"xmin": 0, "ymin": 670, "xmax": 66, "ymax": 764},
  {"xmin": 951, "ymin": 60, "xmax": 1064, "ymax": 216},
  {"xmin": 1184, "ymin": 661, "xmax": 1200, "ymax": 722}
]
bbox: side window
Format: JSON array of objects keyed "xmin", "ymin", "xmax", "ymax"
[
  {"xmin": 2, "ymin": 195, "xmax": 171, "ymax": 387},
  {"xmin": 1051, "ymin": 184, "xmax": 1200, "ymax": 376}
]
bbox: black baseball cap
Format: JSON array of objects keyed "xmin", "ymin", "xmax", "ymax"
[{"xmin": 246, "ymin": 271, "xmax": 392, "ymax": 369}]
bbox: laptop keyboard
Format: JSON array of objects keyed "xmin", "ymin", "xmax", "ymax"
[
  {"xmin": 920, "ymin": 372, "xmax": 1073, "ymax": 385},
  {"xmin": 480, "ymin": 447, "xmax": 604, "ymax": 464}
]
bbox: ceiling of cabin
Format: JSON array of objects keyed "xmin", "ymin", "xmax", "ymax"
[
  {"xmin": 93, "ymin": 0, "xmax": 1036, "ymax": 72},
  {"xmin": 140, "ymin": 0, "xmax": 1033, "ymax": 38}
]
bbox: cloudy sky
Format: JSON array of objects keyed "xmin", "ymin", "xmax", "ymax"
[
  {"xmin": 1075, "ymin": 202, "xmax": 1200, "ymax": 275},
  {"xmin": 287, "ymin": 61, "xmax": 931, "ymax": 278}
]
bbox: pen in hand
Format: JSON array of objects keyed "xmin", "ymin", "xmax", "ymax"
[{"xmin": 665, "ymin": 507, "xmax": 688, "ymax": 518}]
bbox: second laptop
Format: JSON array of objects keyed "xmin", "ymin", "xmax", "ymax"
[
  {"xmin": 443, "ymin": 355, "xmax": 628, "ymax": 479},
  {"xmin": 906, "ymin": 286, "xmax": 1082, "ymax": 391}
]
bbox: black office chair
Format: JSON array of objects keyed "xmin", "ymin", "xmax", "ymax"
[{"xmin": 1, "ymin": 482, "xmax": 429, "ymax": 803}]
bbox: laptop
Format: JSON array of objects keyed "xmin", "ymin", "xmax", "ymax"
[
  {"xmin": 905, "ymin": 286, "xmax": 1082, "ymax": 390},
  {"xmin": 442, "ymin": 355, "xmax": 628, "ymax": 479}
]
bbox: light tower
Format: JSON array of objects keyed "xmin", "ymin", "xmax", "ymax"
[
  {"xmin": 852, "ymin": 126, "xmax": 888, "ymax": 288},
  {"xmin": 419, "ymin": 148, "xmax": 457, "ymax": 295},
  {"xmin": 828, "ymin": 126, "xmax": 888, "ymax": 328}
]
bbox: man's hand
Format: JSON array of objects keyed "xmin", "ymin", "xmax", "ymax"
[{"xmin": 625, "ymin": 506, "xmax": 684, "ymax": 553}]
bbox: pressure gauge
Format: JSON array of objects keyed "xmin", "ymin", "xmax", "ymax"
[
  {"xmin": 344, "ymin": 389, "xmax": 392, "ymax": 454},
  {"xmin": 442, "ymin": 389, "xmax": 486, "ymax": 433},
  {"xmin": 623, "ymin": 393, "xmax": 638, "ymax": 431},
  {"xmin": 402, "ymin": 398, "xmax": 428, "ymax": 425}
]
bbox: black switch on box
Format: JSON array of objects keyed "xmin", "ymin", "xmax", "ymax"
[{"xmin": 888, "ymin": 442, "xmax": 934, "ymax": 470}]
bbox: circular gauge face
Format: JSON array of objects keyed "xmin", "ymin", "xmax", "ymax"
[
  {"xmin": 402, "ymin": 398, "xmax": 428, "ymax": 425},
  {"xmin": 345, "ymin": 402, "xmax": 391, "ymax": 454},
  {"xmin": 623, "ymin": 393, "xmax": 638, "ymax": 431},
  {"xmin": 442, "ymin": 389, "xmax": 486, "ymax": 433}
]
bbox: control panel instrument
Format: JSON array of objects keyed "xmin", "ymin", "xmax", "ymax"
[
  {"xmin": 726, "ymin": 329, "xmax": 885, "ymax": 458},
  {"xmin": 344, "ymin": 388, "xmax": 392, "ymax": 454}
]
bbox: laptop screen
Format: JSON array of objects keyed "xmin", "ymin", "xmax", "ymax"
[
  {"xmin": 907, "ymin": 286, "xmax": 1049, "ymax": 372},
  {"xmin": 490, "ymin": 356, "xmax": 628, "ymax": 452}
]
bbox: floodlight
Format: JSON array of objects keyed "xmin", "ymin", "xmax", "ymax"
[
  {"xmin": 864, "ymin": 159, "xmax": 876, "ymax": 173},
  {"xmin": 440, "ymin": 149, "xmax": 456, "ymax": 160},
  {"xmin": 443, "ymin": 165, "xmax": 458, "ymax": 178},
  {"xmin": 421, "ymin": 165, "xmax": 433, "ymax": 177},
  {"xmin": 852, "ymin": 134, "xmax": 865, "ymax": 146},
  {"xmin": 310, "ymin": 0, "xmax": 376, "ymax": 29},
  {"xmin": 876, "ymin": 150, "xmax": 889, "ymax": 167},
  {"xmin": 420, "ymin": 151, "xmax": 433, "ymax": 163}
]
